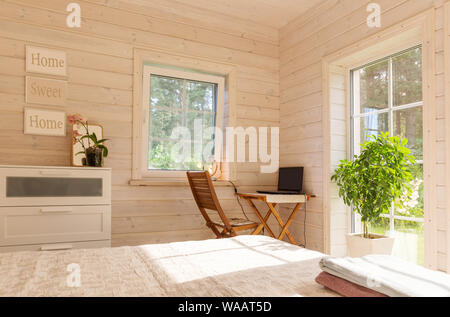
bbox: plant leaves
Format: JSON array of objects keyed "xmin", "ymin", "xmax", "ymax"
[{"xmin": 331, "ymin": 132, "xmax": 416, "ymax": 229}]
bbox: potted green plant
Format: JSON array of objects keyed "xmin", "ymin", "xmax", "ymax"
[
  {"xmin": 331, "ymin": 132, "xmax": 416, "ymax": 257},
  {"xmin": 68, "ymin": 114, "xmax": 109, "ymax": 167}
]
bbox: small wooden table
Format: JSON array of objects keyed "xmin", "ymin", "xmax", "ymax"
[{"xmin": 237, "ymin": 193, "xmax": 314, "ymax": 245}]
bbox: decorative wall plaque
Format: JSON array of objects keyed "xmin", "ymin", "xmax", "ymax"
[
  {"xmin": 26, "ymin": 46, "xmax": 67, "ymax": 76},
  {"xmin": 24, "ymin": 107, "xmax": 66, "ymax": 136},
  {"xmin": 26, "ymin": 76, "xmax": 67, "ymax": 106}
]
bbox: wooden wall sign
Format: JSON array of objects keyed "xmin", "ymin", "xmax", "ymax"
[
  {"xmin": 24, "ymin": 107, "xmax": 66, "ymax": 136},
  {"xmin": 26, "ymin": 46, "xmax": 67, "ymax": 76},
  {"xmin": 26, "ymin": 76, "xmax": 67, "ymax": 106}
]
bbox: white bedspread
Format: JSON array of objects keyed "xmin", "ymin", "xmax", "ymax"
[
  {"xmin": 0, "ymin": 236, "xmax": 337, "ymax": 297},
  {"xmin": 320, "ymin": 255, "xmax": 450, "ymax": 297}
]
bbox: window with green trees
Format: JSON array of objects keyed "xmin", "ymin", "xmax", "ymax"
[
  {"xmin": 351, "ymin": 46, "xmax": 424, "ymax": 265},
  {"xmin": 144, "ymin": 67, "xmax": 224, "ymax": 174}
]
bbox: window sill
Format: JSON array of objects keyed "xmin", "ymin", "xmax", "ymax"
[{"xmin": 129, "ymin": 179, "xmax": 237, "ymax": 187}]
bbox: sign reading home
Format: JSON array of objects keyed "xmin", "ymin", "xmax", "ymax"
[
  {"xmin": 26, "ymin": 46, "xmax": 67, "ymax": 76},
  {"xmin": 26, "ymin": 76, "xmax": 67, "ymax": 106},
  {"xmin": 24, "ymin": 108, "xmax": 66, "ymax": 136}
]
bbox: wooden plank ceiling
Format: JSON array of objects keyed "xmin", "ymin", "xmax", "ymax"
[{"xmin": 129, "ymin": 0, "xmax": 324, "ymax": 29}]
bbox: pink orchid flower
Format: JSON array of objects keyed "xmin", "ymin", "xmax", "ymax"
[{"xmin": 67, "ymin": 113, "xmax": 83, "ymax": 124}]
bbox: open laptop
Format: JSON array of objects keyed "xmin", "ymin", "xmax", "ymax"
[{"xmin": 257, "ymin": 167, "xmax": 304, "ymax": 195}]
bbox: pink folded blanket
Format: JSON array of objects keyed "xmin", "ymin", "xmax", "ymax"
[{"xmin": 315, "ymin": 272, "xmax": 388, "ymax": 297}]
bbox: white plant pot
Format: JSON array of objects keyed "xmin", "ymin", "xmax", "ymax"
[{"xmin": 346, "ymin": 233, "xmax": 395, "ymax": 258}]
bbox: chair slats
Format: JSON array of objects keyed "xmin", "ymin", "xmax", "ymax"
[
  {"xmin": 191, "ymin": 178, "xmax": 209, "ymax": 184},
  {"xmin": 195, "ymin": 188, "xmax": 215, "ymax": 194},
  {"xmin": 189, "ymin": 173, "xmax": 209, "ymax": 179},
  {"xmin": 199, "ymin": 201, "xmax": 218, "ymax": 210}
]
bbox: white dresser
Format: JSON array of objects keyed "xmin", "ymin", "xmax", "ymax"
[{"xmin": 0, "ymin": 165, "xmax": 111, "ymax": 252}]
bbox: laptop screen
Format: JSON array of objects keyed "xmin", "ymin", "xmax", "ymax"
[{"xmin": 278, "ymin": 167, "xmax": 304, "ymax": 192}]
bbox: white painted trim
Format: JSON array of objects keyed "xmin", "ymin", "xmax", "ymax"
[
  {"xmin": 322, "ymin": 10, "xmax": 436, "ymax": 268},
  {"xmin": 352, "ymin": 102, "xmax": 424, "ymax": 119},
  {"xmin": 141, "ymin": 65, "xmax": 225, "ymax": 179},
  {"xmin": 132, "ymin": 48, "xmax": 238, "ymax": 182}
]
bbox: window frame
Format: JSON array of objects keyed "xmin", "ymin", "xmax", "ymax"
[
  {"xmin": 322, "ymin": 11, "xmax": 437, "ymax": 268},
  {"xmin": 350, "ymin": 45, "xmax": 424, "ymax": 234},
  {"xmin": 141, "ymin": 65, "xmax": 225, "ymax": 179}
]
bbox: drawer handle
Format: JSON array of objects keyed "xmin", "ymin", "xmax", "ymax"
[
  {"xmin": 39, "ymin": 171, "xmax": 73, "ymax": 177},
  {"xmin": 40, "ymin": 207, "xmax": 73, "ymax": 214},
  {"xmin": 40, "ymin": 244, "xmax": 73, "ymax": 251}
]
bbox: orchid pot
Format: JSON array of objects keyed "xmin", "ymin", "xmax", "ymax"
[{"xmin": 85, "ymin": 146, "xmax": 103, "ymax": 167}]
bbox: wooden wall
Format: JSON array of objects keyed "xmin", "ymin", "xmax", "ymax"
[
  {"xmin": 280, "ymin": 0, "xmax": 449, "ymax": 272},
  {"xmin": 0, "ymin": 0, "xmax": 280, "ymax": 246},
  {"xmin": 2, "ymin": 0, "xmax": 447, "ymax": 270}
]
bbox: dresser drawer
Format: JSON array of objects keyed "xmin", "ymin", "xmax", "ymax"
[
  {"xmin": 0, "ymin": 205, "xmax": 111, "ymax": 247},
  {"xmin": 0, "ymin": 240, "xmax": 111, "ymax": 253},
  {"xmin": 0, "ymin": 167, "xmax": 111, "ymax": 206}
]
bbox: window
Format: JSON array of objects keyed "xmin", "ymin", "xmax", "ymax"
[
  {"xmin": 142, "ymin": 65, "xmax": 224, "ymax": 177},
  {"xmin": 350, "ymin": 46, "xmax": 424, "ymax": 265}
]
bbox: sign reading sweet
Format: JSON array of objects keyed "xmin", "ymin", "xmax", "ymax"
[
  {"xmin": 24, "ymin": 107, "xmax": 66, "ymax": 136},
  {"xmin": 26, "ymin": 46, "xmax": 67, "ymax": 76},
  {"xmin": 26, "ymin": 76, "xmax": 67, "ymax": 106}
]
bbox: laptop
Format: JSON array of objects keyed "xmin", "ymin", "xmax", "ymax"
[{"xmin": 257, "ymin": 167, "xmax": 304, "ymax": 195}]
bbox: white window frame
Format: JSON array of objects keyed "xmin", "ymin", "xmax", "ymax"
[
  {"xmin": 141, "ymin": 65, "xmax": 225, "ymax": 179},
  {"xmin": 322, "ymin": 11, "xmax": 437, "ymax": 267},
  {"xmin": 350, "ymin": 46, "xmax": 424, "ymax": 234}
]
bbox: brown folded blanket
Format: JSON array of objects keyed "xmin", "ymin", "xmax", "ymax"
[{"xmin": 315, "ymin": 272, "xmax": 388, "ymax": 297}]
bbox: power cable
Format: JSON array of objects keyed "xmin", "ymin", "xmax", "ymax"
[{"xmin": 229, "ymin": 180, "xmax": 250, "ymax": 221}]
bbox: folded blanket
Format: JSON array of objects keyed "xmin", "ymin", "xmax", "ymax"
[
  {"xmin": 320, "ymin": 255, "xmax": 450, "ymax": 297},
  {"xmin": 315, "ymin": 272, "xmax": 387, "ymax": 297}
]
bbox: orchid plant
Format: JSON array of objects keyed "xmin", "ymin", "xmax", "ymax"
[{"xmin": 68, "ymin": 114, "xmax": 109, "ymax": 161}]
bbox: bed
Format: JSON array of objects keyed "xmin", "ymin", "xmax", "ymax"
[{"xmin": 0, "ymin": 235, "xmax": 338, "ymax": 297}]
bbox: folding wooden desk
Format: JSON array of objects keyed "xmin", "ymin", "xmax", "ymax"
[{"xmin": 237, "ymin": 193, "xmax": 313, "ymax": 245}]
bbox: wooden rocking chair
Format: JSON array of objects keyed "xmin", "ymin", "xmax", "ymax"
[{"xmin": 187, "ymin": 171, "xmax": 258, "ymax": 238}]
